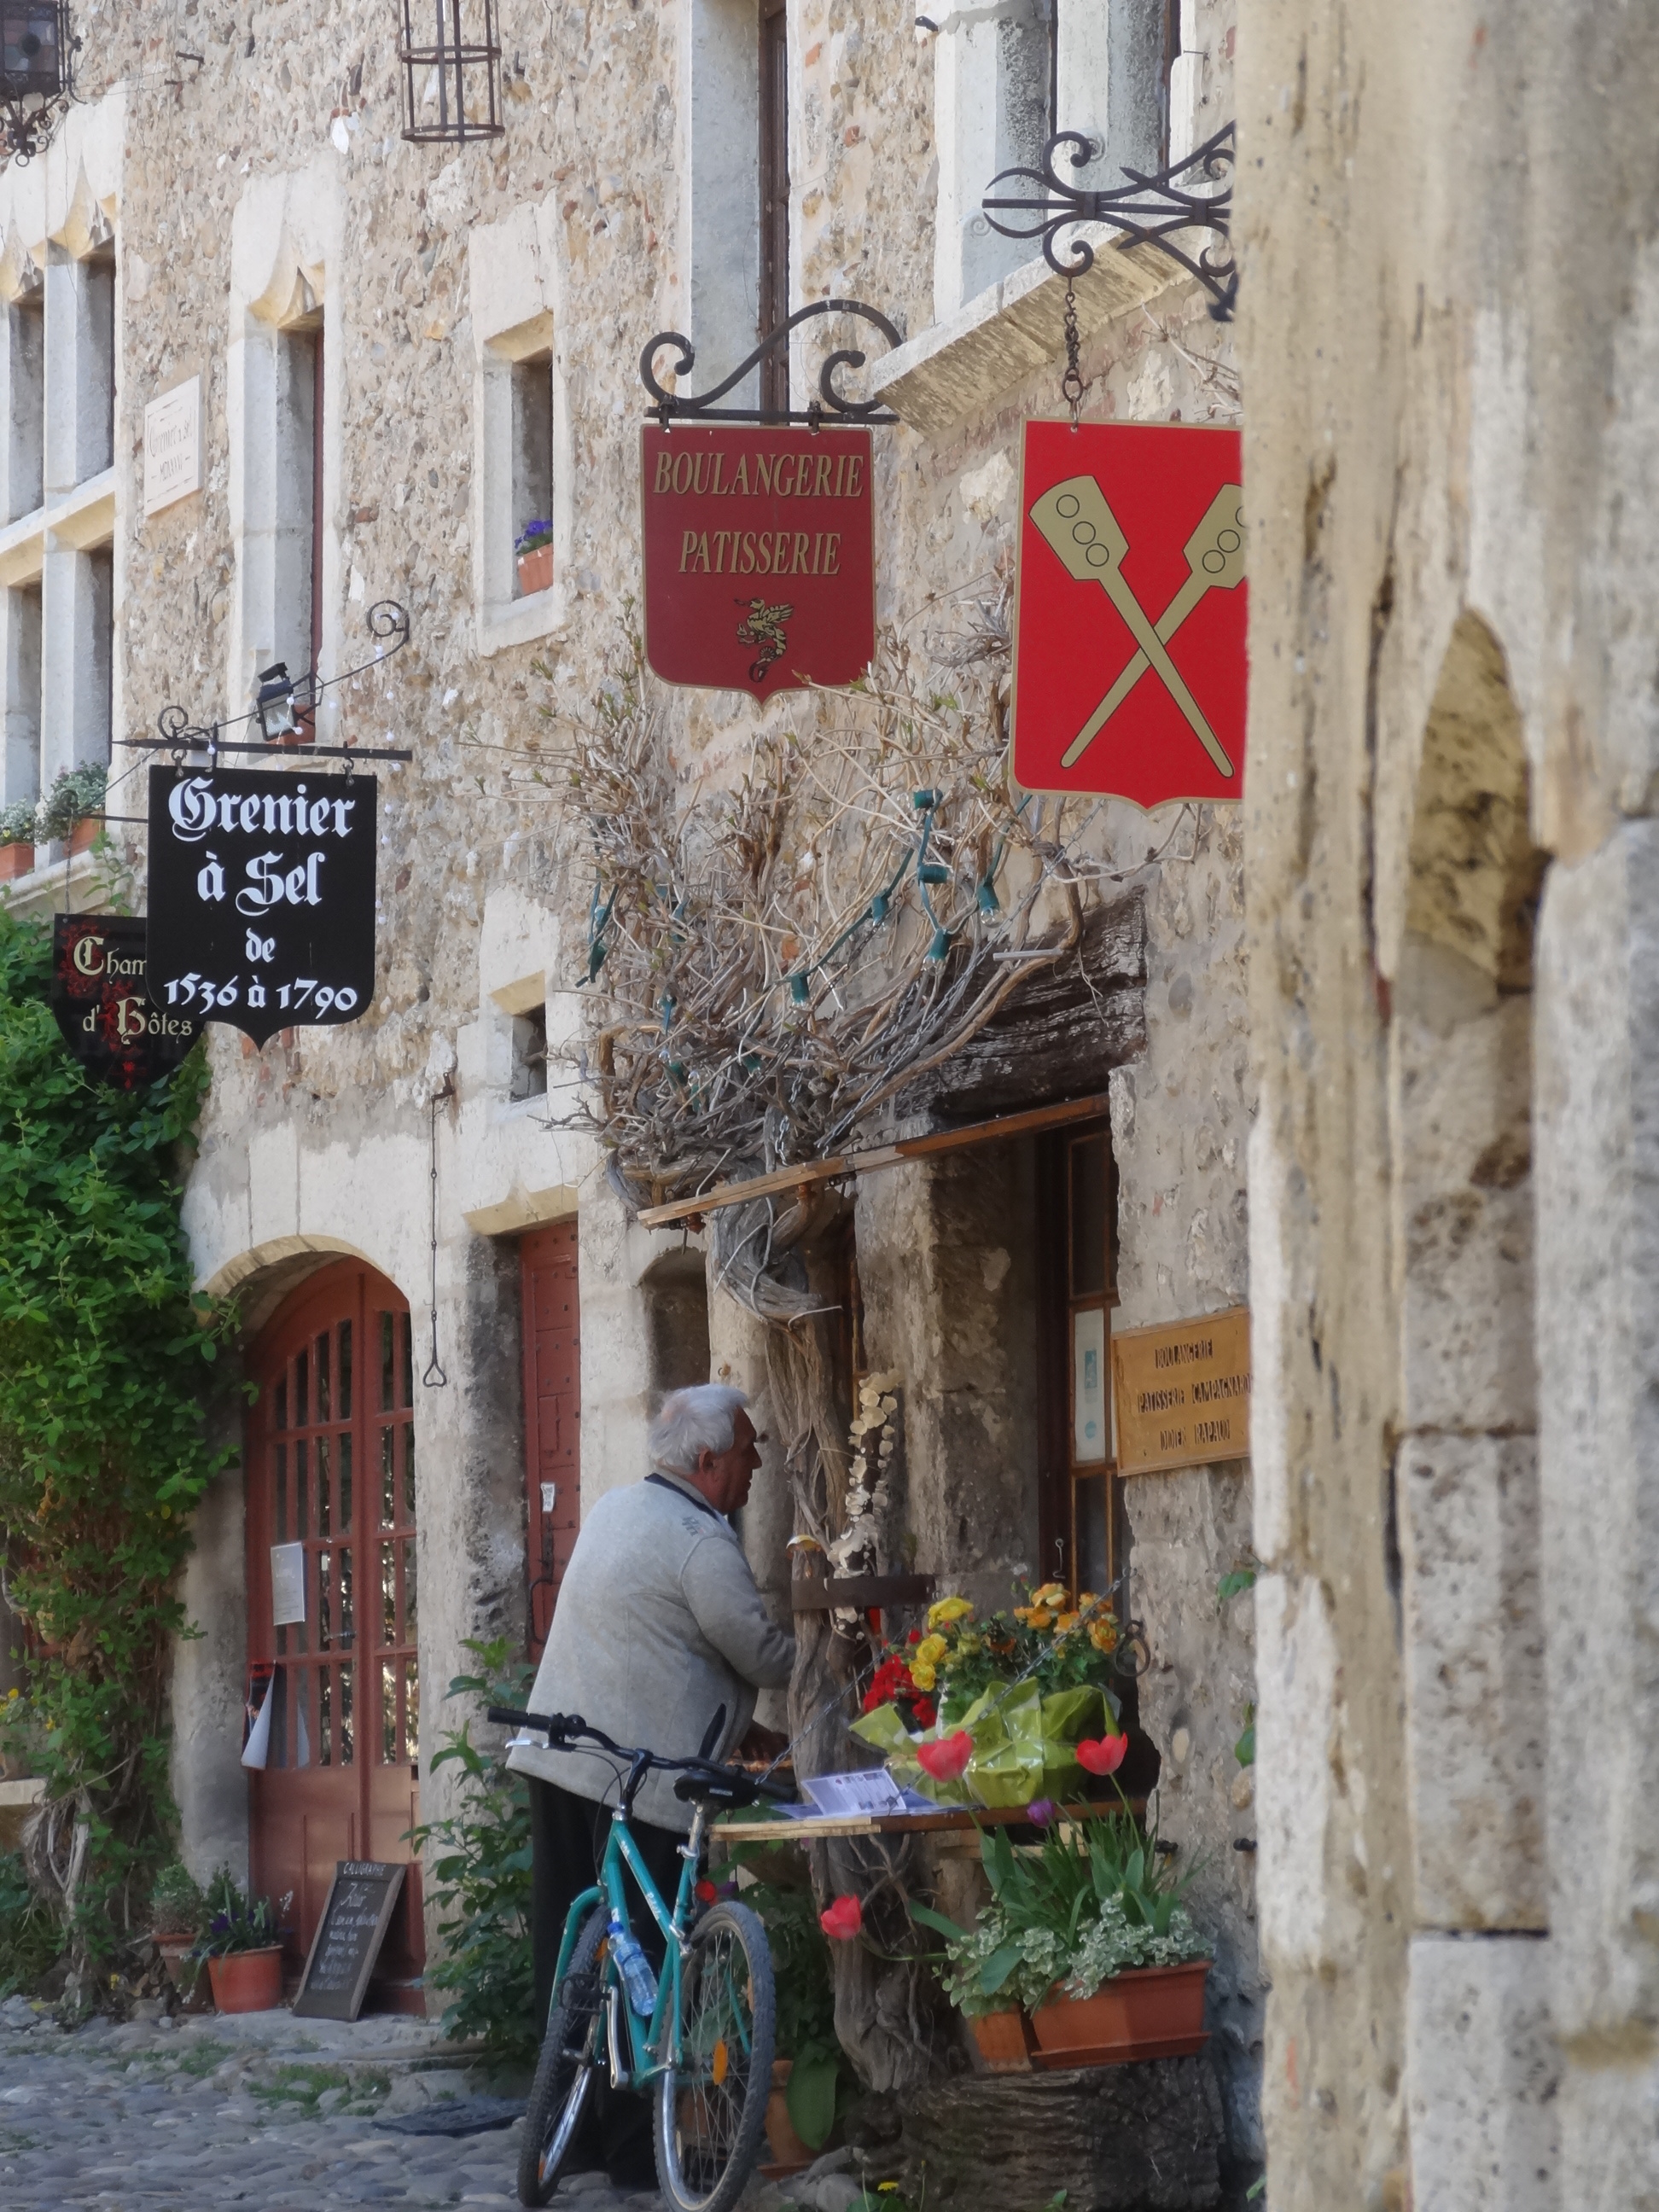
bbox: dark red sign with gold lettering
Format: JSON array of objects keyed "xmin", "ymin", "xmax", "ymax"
[
  {"xmin": 1013, "ymin": 420, "xmax": 1246, "ymax": 809},
  {"xmin": 641, "ymin": 426, "xmax": 875, "ymax": 696},
  {"xmin": 50, "ymin": 914, "xmax": 202, "ymax": 1090}
]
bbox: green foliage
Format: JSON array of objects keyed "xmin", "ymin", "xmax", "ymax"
[
  {"xmin": 723, "ymin": 1842, "xmax": 849, "ymax": 2150},
  {"xmin": 407, "ymin": 1637, "xmax": 538, "ymax": 2063},
  {"xmin": 189, "ymin": 1868, "xmax": 290, "ymax": 1958},
  {"xmin": 918, "ymin": 1803, "xmax": 1211, "ymax": 2017},
  {"xmin": 1216, "ymin": 1567, "xmax": 1258, "ymax": 1606},
  {"xmin": 0, "ymin": 1847, "xmax": 63, "ymax": 1997},
  {"xmin": 0, "ymin": 910, "xmax": 237, "ymax": 1966},
  {"xmin": 34, "ymin": 765, "xmax": 107, "ymax": 845},
  {"xmin": 1233, "ymin": 1703, "xmax": 1255, "ymax": 1768},
  {"xmin": 147, "ymin": 1859, "xmax": 205, "ymax": 1937}
]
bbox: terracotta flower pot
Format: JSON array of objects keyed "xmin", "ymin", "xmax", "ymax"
[
  {"xmin": 0, "ymin": 842, "xmax": 34, "ymax": 883},
  {"xmin": 1028, "ymin": 1960, "xmax": 1210, "ymax": 2069},
  {"xmin": 516, "ymin": 545, "xmax": 554, "ymax": 597},
  {"xmin": 969, "ymin": 2006, "xmax": 1037, "ymax": 2073},
  {"xmin": 68, "ymin": 818, "xmax": 100, "ymax": 855},
  {"xmin": 762, "ymin": 2058, "xmax": 814, "ymax": 2175},
  {"xmin": 207, "ymin": 1945, "xmax": 285, "ymax": 2014}
]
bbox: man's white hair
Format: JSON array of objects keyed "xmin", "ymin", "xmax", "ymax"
[{"xmin": 649, "ymin": 1383, "xmax": 750, "ymax": 1475}]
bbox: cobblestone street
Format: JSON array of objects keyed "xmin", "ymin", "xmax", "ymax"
[{"xmin": 0, "ymin": 2005, "xmax": 724, "ymax": 2212}]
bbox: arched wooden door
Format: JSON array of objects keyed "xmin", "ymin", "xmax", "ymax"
[{"xmin": 246, "ymin": 1260, "xmax": 424, "ymax": 2000}]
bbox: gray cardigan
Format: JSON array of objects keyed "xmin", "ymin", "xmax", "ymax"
[{"xmin": 506, "ymin": 1470, "xmax": 796, "ymax": 1832}]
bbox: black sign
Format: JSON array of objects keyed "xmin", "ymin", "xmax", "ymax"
[
  {"xmin": 146, "ymin": 766, "xmax": 376, "ymax": 1047},
  {"xmin": 291, "ymin": 1860, "xmax": 407, "ymax": 2023},
  {"xmin": 50, "ymin": 913, "xmax": 203, "ymax": 1088}
]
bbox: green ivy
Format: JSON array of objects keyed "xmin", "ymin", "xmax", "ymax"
[
  {"xmin": 0, "ymin": 910, "xmax": 236, "ymax": 1970},
  {"xmin": 407, "ymin": 1639, "xmax": 538, "ymax": 2062}
]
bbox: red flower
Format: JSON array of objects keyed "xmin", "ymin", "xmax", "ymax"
[
  {"xmin": 1076, "ymin": 1733, "xmax": 1129, "ymax": 1777},
  {"xmin": 820, "ymin": 1895, "xmax": 864, "ymax": 1941},
  {"xmin": 695, "ymin": 1879, "xmax": 717, "ymax": 1904},
  {"xmin": 916, "ymin": 1731, "xmax": 974, "ymax": 1781},
  {"xmin": 908, "ymin": 1629, "xmax": 922, "ymax": 1644},
  {"xmin": 863, "ymin": 1656, "xmax": 915, "ymax": 1714},
  {"xmin": 911, "ymin": 1697, "xmax": 937, "ymax": 1729}
]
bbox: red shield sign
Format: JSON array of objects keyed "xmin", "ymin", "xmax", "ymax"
[
  {"xmin": 641, "ymin": 426, "xmax": 875, "ymax": 696},
  {"xmin": 1013, "ymin": 421, "xmax": 1246, "ymax": 807}
]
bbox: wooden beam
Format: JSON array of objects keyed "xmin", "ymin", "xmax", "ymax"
[
  {"xmin": 790, "ymin": 1571, "xmax": 936, "ymax": 1613},
  {"xmin": 637, "ymin": 1091, "xmax": 1113, "ymax": 1228}
]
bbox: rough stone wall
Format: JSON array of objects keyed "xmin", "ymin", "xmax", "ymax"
[
  {"xmin": 1237, "ymin": 1, "xmax": 1659, "ymax": 2206},
  {"xmin": 17, "ymin": 0, "xmax": 1259, "ymax": 2089}
]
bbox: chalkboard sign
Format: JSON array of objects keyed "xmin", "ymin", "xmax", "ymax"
[{"xmin": 291, "ymin": 1860, "xmax": 406, "ymax": 2023}]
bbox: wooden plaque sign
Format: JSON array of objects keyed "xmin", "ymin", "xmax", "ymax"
[
  {"xmin": 49, "ymin": 913, "xmax": 202, "ymax": 1088},
  {"xmin": 291, "ymin": 1860, "xmax": 406, "ymax": 2022},
  {"xmin": 1111, "ymin": 1307, "xmax": 1251, "ymax": 1476},
  {"xmin": 641, "ymin": 425, "xmax": 875, "ymax": 696}
]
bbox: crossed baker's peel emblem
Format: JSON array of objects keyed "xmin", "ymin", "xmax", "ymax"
[{"xmin": 1029, "ymin": 476, "xmax": 1247, "ymax": 777}]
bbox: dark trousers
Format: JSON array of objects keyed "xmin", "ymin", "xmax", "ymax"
[{"xmin": 527, "ymin": 1776, "xmax": 687, "ymax": 2180}]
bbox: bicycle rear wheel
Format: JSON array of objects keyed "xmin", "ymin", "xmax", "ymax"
[
  {"xmin": 655, "ymin": 1899, "xmax": 776, "ymax": 2212},
  {"xmin": 518, "ymin": 1905, "xmax": 607, "ymax": 2208}
]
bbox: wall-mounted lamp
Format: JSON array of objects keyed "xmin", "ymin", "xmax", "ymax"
[
  {"xmin": 253, "ymin": 662, "xmax": 303, "ymax": 743},
  {"xmin": 0, "ymin": 1, "xmax": 77, "ymax": 164}
]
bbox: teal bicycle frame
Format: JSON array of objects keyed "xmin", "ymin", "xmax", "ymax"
[{"xmin": 549, "ymin": 1798, "xmax": 717, "ymax": 2089}]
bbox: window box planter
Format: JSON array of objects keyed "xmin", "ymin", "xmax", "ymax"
[
  {"xmin": 1027, "ymin": 1960, "xmax": 1211, "ymax": 2069},
  {"xmin": 969, "ymin": 2005, "xmax": 1038, "ymax": 2072},
  {"xmin": 68, "ymin": 818, "xmax": 100, "ymax": 855},
  {"xmin": 0, "ymin": 841, "xmax": 34, "ymax": 882},
  {"xmin": 207, "ymin": 1945, "xmax": 285, "ymax": 2013},
  {"xmin": 516, "ymin": 545, "xmax": 554, "ymax": 597}
]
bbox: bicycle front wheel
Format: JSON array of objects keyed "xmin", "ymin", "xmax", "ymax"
[
  {"xmin": 518, "ymin": 1905, "xmax": 606, "ymax": 2208},
  {"xmin": 655, "ymin": 1899, "xmax": 776, "ymax": 2212}
]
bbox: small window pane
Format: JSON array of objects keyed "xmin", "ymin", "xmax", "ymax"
[
  {"xmin": 338, "ymin": 1662, "xmax": 353, "ymax": 1766},
  {"xmin": 294, "ymin": 1348, "xmax": 309, "ymax": 1429},
  {"xmin": 381, "ymin": 1426, "xmax": 396, "ymax": 1526},
  {"xmin": 400, "ymin": 1313, "xmax": 413, "ymax": 1408},
  {"xmin": 382, "ymin": 1663, "xmax": 398, "ymax": 1763},
  {"xmin": 380, "ymin": 1542, "xmax": 396, "ymax": 1645},
  {"xmin": 406, "ymin": 1653, "xmax": 420, "ymax": 1762},
  {"xmin": 317, "ymin": 1435, "xmax": 331, "ymax": 1538},
  {"xmin": 339, "ymin": 1318, "xmax": 352, "ymax": 1418},
  {"xmin": 317, "ymin": 1547, "xmax": 332, "ymax": 1648},
  {"xmin": 318, "ymin": 1665, "xmax": 331, "ymax": 1766},
  {"xmin": 1069, "ymin": 1136, "xmax": 1109, "ymax": 1300},
  {"xmin": 1075, "ymin": 1476, "xmax": 1110, "ymax": 1598},
  {"xmin": 316, "ymin": 1330, "xmax": 330, "ymax": 1422},
  {"xmin": 1073, "ymin": 1307, "xmax": 1108, "ymax": 1464},
  {"xmin": 403, "ymin": 1534, "xmax": 417, "ymax": 1644},
  {"xmin": 274, "ymin": 1442, "xmax": 287, "ymax": 1543},
  {"xmin": 381, "ymin": 1312, "xmax": 394, "ymax": 1412},
  {"xmin": 339, "ymin": 1433, "xmax": 352, "ymax": 1531},
  {"xmin": 339, "ymin": 1543, "xmax": 354, "ymax": 1648},
  {"xmin": 295, "ymin": 1441, "xmax": 309, "ymax": 1538},
  {"xmin": 403, "ymin": 1423, "xmax": 416, "ymax": 1523}
]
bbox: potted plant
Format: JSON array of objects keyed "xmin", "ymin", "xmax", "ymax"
[
  {"xmin": 850, "ymin": 1585, "xmax": 1129, "ymax": 1809},
  {"xmin": 716, "ymin": 1843, "xmax": 849, "ymax": 2174},
  {"xmin": 911, "ymin": 1798, "xmax": 1213, "ymax": 2071},
  {"xmin": 148, "ymin": 1861, "xmax": 206, "ymax": 2005},
  {"xmin": 515, "ymin": 518, "xmax": 554, "ymax": 597},
  {"xmin": 0, "ymin": 800, "xmax": 35, "ymax": 883},
  {"xmin": 188, "ymin": 1869, "xmax": 291, "ymax": 2013},
  {"xmin": 35, "ymin": 764, "xmax": 107, "ymax": 856}
]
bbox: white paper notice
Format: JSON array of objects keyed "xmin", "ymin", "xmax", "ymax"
[
  {"xmin": 271, "ymin": 1541, "xmax": 306, "ymax": 1626},
  {"xmin": 241, "ymin": 1685, "xmax": 272, "ymax": 1770},
  {"xmin": 143, "ymin": 375, "xmax": 201, "ymax": 515},
  {"xmin": 802, "ymin": 1770, "xmax": 909, "ymax": 1819}
]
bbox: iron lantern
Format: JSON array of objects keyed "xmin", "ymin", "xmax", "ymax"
[
  {"xmin": 0, "ymin": 1, "xmax": 74, "ymax": 163},
  {"xmin": 399, "ymin": 0, "xmax": 504, "ymax": 143},
  {"xmin": 253, "ymin": 662, "xmax": 302, "ymax": 743}
]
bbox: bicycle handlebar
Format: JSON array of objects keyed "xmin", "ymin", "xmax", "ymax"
[{"xmin": 484, "ymin": 1706, "xmax": 796, "ymax": 1805}]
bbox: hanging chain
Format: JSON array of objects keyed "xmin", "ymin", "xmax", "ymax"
[{"xmin": 1061, "ymin": 271, "xmax": 1087, "ymax": 428}]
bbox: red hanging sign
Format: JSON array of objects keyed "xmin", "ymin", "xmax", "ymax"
[
  {"xmin": 1013, "ymin": 421, "xmax": 1246, "ymax": 808},
  {"xmin": 641, "ymin": 425, "xmax": 875, "ymax": 696}
]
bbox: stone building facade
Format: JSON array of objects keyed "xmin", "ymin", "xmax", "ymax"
[
  {"xmin": 0, "ymin": 0, "xmax": 1264, "ymax": 2189},
  {"xmin": 1238, "ymin": 3, "xmax": 1659, "ymax": 2209}
]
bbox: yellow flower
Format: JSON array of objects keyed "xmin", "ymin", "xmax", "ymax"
[
  {"xmin": 1012, "ymin": 1606, "xmax": 1033, "ymax": 1625},
  {"xmin": 1079, "ymin": 1592, "xmax": 1102, "ymax": 1613},
  {"xmin": 928, "ymin": 1595, "xmax": 974, "ymax": 1630},
  {"xmin": 1088, "ymin": 1617, "xmax": 1120, "ymax": 1653},
  {"xmin": 1055, "ymin": 1610, "xmax": 1081, "ymax": 1633},
  {"xmin": 1031, "ymin": 1581, "xmax": 1068, "ymax": 1609},
  {"xmin": 915, "ymin": 1633, "xmax": 948, "ymax": 1666},
  {"xmin": 910, "ymin": 1661, "xmax": 936, "ymax": 1691},
  {"xmin": 1026, "ymin": 1608, "xmax": 1055, "ymax": 1631}
]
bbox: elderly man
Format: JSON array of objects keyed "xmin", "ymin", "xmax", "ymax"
[{"xmin": 508, "ymin": 1382, "xmax": 795, "ymax": 2185}]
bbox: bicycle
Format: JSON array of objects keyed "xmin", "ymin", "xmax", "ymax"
[{"xmin": 487, "ymin": 1702, "xmax": 795, "ymax": 2212}]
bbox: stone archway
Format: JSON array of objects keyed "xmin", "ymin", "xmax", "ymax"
[{"xmin": 1392, "ymin": 613, "xmax": 1556, "ymax": 2204}]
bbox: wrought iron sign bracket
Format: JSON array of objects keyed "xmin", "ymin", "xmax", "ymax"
[
  {"xmin": 982, "ymin": 122, "xmax": 1237, "ymax": 323},
  {"xmin": 641, "ymin": 299, "xmax": 902, "ymax": 428},
  {"xmin": 126, "ymin": 601, "xmax": 416, "ymax": 766}
]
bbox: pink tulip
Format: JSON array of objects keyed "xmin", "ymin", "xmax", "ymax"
[
  {"xmin": 1075, "ymin": 1732, "xmax": 1129, "ymax": 1777},
  {"xmin": 820, "ymin": 1895, "xmax": 864, "ymax": 1941},
  {"xmin": 916, "ymin": 1731, "xmax": 975, "ymax": 1781}
]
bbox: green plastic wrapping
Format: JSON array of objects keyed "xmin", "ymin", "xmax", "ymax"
[{"xmin": 849, "ymin": 1679, "xmax": 1112, "ymax": 1808}]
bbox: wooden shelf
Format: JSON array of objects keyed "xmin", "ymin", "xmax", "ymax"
[{"xmin": 713, "ymin": 1797, "xmax": 1140, "ymax": 1845}]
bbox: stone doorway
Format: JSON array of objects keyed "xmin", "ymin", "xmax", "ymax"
[{"xmin": 244, "ymin": 1259, "xmax": 425, "ymax": 2002}]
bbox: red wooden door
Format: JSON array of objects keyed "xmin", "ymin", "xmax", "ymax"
[
  {"xmin": 521, "ymin": 1221, "xmax": 581, "ymax": 1656},
  {"xmin": 246, "ymin": 1260, "xmax": 424, "ymax": 2000}
]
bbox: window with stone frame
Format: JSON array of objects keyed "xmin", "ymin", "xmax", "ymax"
[
  {"xmin": 0, "ymin": 224, "xmax": 119, "ymax": 847},
  {"xmin": 1036, "ymin": 1116, "xmax": 1124, "ymax": 1608},
  {"xmin": 684, "ymin": 0, "xmax": 788, "ymax": 413},
  {"xmin": 926, "ymin": 0, "xmax": 1179, "ymax": 323},
  {"xmin": 509, "ymin": 350, "xmax": 553, "ymax": 597}
]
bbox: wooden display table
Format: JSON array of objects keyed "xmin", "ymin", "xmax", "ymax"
[{"xmin": 713, "ymin": 1797, "xmax": 1139, "ymax": 1846}]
